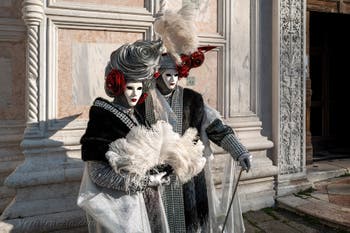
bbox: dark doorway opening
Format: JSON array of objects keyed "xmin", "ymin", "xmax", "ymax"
[{"xmin": 309, "ymin": 11, "xmax": 350, "ymax": 161}]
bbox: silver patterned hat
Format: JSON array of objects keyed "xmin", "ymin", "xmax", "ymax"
[{"xmin": 105, "ymin": 39, "xmax": 163, "ymax": 81}]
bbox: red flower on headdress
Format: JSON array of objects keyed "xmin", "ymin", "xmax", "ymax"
[
  {"xmin": 176, "ymin": 46, "xmax": 216, "ymax": 78},
  {"xmin": 105, "ymin": 68, "xmax": 126, "ymax": 97},
  {"xmin": 176, "ymin": 54, "xmax": 190, "ymax": 78},
  {"xmin": 137, "ymin": 93, "xmax": 148, "ymax": 104},
  {"xmin": 180, "ymin": 54, "xmax": 191, "ymax": 67},
  {"xmin": 153, "ymin": 71, "xmax": 161, "ymax": 79},
  {"xmin": 177, "ymin": 65, "xmax": 190, "ymax": 78},
  {"xmin": 190, "ymin": 51, "xmax": 205, "ymax": 68}
]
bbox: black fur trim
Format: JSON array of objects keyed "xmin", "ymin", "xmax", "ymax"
[
  {"xmin": 182, "ymin": 88, "xmax": 204, "ymax": 134},
  {"xmin": 80, "ymin": 98, "xmax": 138, "ymax": 162},
  {"xmin": 182, "ymin": 89, "xmax": 209, "ymax": 232},
  {"xmin": 183, "ymin": 170, "xmax": 209, "ymax": 233}
]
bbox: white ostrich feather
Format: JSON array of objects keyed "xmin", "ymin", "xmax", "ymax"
[
  {"xmin": 106, "ymin": 120, "xmax": 206, "ymax": 183},
  {"xmin": 154, "ymin": 3, "xmax": 198, "ymax": 63},
  {"xmin": 160, "ymin": 127, "xmax": 206, "ymax": 183},
  {"xmin": 107, "ymin": 121, "xmax": 165, "ymax": 176}
]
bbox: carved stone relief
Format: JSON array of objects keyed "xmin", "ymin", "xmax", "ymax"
[{"xmin": 279, "ymin": 0, "xmax": 305, "ymax": 175}]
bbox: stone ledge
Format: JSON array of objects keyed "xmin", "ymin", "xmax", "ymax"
[{"xmin": 307, "ymin": 160, "xmax": 350, "ymax": 183}]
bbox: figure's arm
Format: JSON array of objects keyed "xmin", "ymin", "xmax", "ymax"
[
  {"xmin": 87, "ymin": 161, "xmax": 169, "ymax": 193},
  {"xmin": 204, "ymin": 106, "xmax": 251, "ymax": 172},
  {"xmin": 87, "ymin": 160, "xmax": 148, "ymax": 192}
]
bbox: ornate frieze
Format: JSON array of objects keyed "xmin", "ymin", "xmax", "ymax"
[{"xmin": 279, "ymin": 0, "xmax": 305, "ymax": 175}]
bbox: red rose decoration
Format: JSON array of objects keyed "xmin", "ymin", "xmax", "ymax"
[
  {"xmin": 137, "ymin": 93, "xmax": 148, "ymax": 104},
  {"xmin": 174, "ymin": 46, "xmax": 216, "ymax": 78},
  {"xmin": 177, "ymin": 65, "xmax": 190, "ymax": 78},
  {"xmin": 190, "ymin": 51, "xmax": 204, "ymax": 68},
  {"xmin": 105, "ymin": 68, "xmax": 126, "ymax": 97},
  {"xmin": 153, "ymin": 71, "xmax": 161, "ymax": 79},
  {"xmin": 178, "ymin": 54, "xmax": 192, "ymax": 78},
  {"xmin": 180, "ymin": 54, "xmax": 191, "ymax": 67}
]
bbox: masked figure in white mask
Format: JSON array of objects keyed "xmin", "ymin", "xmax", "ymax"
[
  {"xmin": 138, "ymin": 3, "xmax": 253, "ymax": 231},
  {"xmin": 78, "ymin": 40, "xmax": 171, "ymax": 233}
]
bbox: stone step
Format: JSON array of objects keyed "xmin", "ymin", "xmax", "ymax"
[{"xmin": 277, "ymin": 195, "xmax": 350, "ymax": 231}]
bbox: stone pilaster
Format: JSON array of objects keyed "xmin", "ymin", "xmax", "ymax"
[
  {"xmin": 224, "ymin": 0, "xmax": 278, "ymax": 212},
  {"xmin": 273, "ymin": 0, "xmax": 311, "ymax": 196},
  {"xmin": 227, "ymin": 117, "xmax": 277, "ymax": 212}
]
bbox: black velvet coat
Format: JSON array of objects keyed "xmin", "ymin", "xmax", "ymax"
[
  {"xmin": 81, "ymin": 97, "xmax": 145, "ymax": 162},
  {"xmin": 182, "ymin": 88, "xmax": 209, "ymax": 233}
]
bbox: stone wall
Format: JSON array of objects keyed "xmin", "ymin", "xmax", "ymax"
[{"xmin": 0, "ymin": 0, "xmax": 26, "ymax": 214}]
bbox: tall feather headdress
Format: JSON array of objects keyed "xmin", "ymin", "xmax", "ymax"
[
  {"xmin": 154, "ymin": 1, "xmax": 216, "ymax": 78},
  {"xmin": 154, "ymin": 2, "xmax": 198, "ymax": 63}
]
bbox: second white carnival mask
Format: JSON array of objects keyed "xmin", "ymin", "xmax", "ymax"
[{"xmin": 161, "ymin": 69, "xmax": 179, "ymax": 90}]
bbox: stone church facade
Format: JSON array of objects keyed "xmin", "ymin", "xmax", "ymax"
[{"xmin": 0, "ymin": 0, "xmax": 314, "ymax": 232}]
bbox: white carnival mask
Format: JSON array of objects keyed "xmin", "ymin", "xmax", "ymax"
[
  {"xmin": 124, "ymin": 81, "xmax": 143, "ymax": 107},
  {"xmin": 161, "ymin": 69, "xmax": 179, "ymax": 90}
]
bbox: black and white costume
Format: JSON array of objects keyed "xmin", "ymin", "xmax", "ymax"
[
  {"xmin": 140, "ymin": 85, "xmax": 249, "ymax": 233},
  {"xmin": 79, "ymin": 98, "xmax": 170, "ymax": 233}
]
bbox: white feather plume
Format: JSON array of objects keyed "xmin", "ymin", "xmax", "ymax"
[
  {"xmin": 159, "ymin": 127, "xmax": 206, "ymax": 183},
  {"xmin": 154, "ymin": 3, "xmax": 198, "ymax": 63},
  {"xmin": 106, "ymin": 120, "xmax": 205, "ymax": 183}
]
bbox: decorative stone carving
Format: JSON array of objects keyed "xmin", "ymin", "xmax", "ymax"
[
  {"xmin": 22, "ymin": 0, "xmax": 44, "ymax": 123},
  {"xmin": 278, "ymin": 0, "xmax": 305, "ymax": 175}
]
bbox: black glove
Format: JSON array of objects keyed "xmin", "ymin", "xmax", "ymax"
[{"xmin": 238, "ymin": 153, "xmax": 252, "ymax": 172}]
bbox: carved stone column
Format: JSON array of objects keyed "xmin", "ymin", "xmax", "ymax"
[
  {"xmin": 22, "ymin": 0, "xmax": 43, "ymax": 124},
  {"xmin": 0, "ymin": 1, "xmax": 86, "ymax": 232},
  {"xmin": 272, "ymin": 0, "xmax": 311, "ymax": 196}
]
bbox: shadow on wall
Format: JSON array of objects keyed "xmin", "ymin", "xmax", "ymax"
[{"xmin": 0, "ymin": 113, "xmax": 88, "ymax": 233}]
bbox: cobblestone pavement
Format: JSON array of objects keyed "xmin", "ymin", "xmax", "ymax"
[{"xmin": 243, "ymin": 207, "xmax": 350, "ymax": 233}]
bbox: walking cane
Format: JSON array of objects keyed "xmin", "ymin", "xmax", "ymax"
[{"xmin": 221, "ymin": 167, "xmax": 244, "ymax": 233}]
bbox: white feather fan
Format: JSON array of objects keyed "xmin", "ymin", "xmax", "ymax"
[
  {"xmin": 159, "ymin": 127, "xmax": 206, "ymax": 183},
  {"xmin": 106, "ymin": 120, "xmax": 205, "ymax": 183}
]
